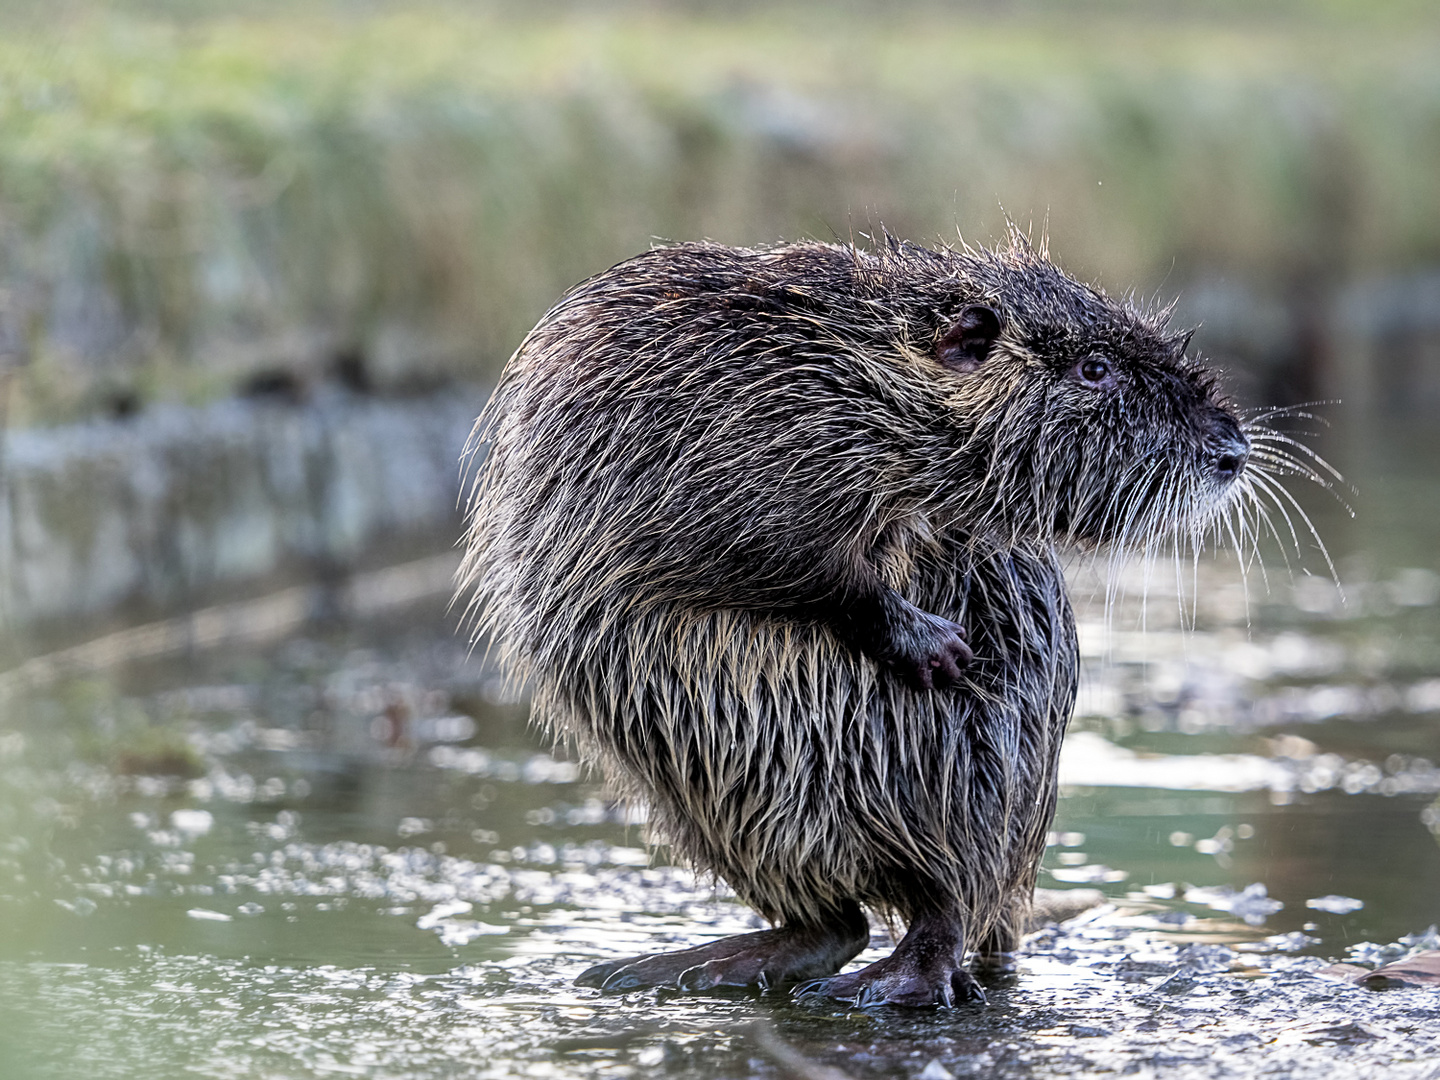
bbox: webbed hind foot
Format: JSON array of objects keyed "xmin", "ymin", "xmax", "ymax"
[
  {"xmin": 796, "ymin": 910, "xmax": 984, "ymax": 1008},
  {"xmin": 576, "ymin": 901, "xmax": 868, "ymax": 994}
]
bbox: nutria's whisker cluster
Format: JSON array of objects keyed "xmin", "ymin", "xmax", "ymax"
[
  {"xmin": 457, "ymin": 230, "xmax": 1320, "ymax": 1007},
  {"xmin": 1078, "ymin": 399, "xmax": 1342, "ymax": 634},
  {"xmin": 1234, "ymin": 410, "xmax": 1345, "ymax": 571}
]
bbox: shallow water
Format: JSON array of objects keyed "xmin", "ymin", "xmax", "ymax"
[{"xmin": 2, "ymin": 430, "xmax": 1439, "ymax": 1079}]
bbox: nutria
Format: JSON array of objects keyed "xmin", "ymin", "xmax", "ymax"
[{"xmin": 458, "ymin": 231, "xmax": 1271, "ymax": 1006}]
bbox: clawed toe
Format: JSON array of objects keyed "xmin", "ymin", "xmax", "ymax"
[
  {"xmin": 575, "ymin": 957, "xmax": 635, "ymax": 988},
  {"xmin": 795, "ymin": 963, "xmax": 987, "ymax": 1008},
  {"xmin": 676, "ymin": 963, "xmax": 718, "ymax": 993},
  {"xmin": 951, "ymin": 969, "xmax": 987, "ymax": 1005},
  {"xmin": 600, "ymin": 967, "xmax": 652, "ymax": 991},
  {"xmin": 793, "ymin": 976, "xmax": 832, "ymax": 999}
]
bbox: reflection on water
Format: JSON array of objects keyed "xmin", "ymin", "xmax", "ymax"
[{"xmin": 2, "ymin": 438, "xmax": 1439, "ymax": 1077}]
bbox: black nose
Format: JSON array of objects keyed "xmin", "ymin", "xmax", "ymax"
[
  {"xmin": 1205, "ymin": 411, "xmax": 1249, "ymax": 482},
  {"xmin": 1211, "ymin": 437, "xmax": 1249, "ymax": 481}
]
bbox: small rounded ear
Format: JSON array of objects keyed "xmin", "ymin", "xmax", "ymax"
[
  {"xmin": 937, "ymin": 305, "xmax": 1002, "ymax": 373},
  {"xmin": 1169, "ymin": 326, "xmax": 1197, "ymax": 357}
]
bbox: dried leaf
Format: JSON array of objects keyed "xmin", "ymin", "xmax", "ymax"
[
  {"xmin": 1356, "ymin": 950, "xmax": 1440, "ymax": 988},
  {"xmin": 1315, "ymin": 962, "xmax": 1369, "ymax": 981}
]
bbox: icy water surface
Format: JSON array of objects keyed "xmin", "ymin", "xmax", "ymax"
[{"xmin": 3, "ymin": 438, "xmax": 1440, "ymax": 1078}]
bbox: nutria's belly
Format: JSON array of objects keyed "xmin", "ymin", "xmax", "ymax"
[{"xmin": 532, "ymin": 545, "xmax": 1078, "ymax": 927}]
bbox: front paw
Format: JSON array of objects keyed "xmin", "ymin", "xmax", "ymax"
[{"xmin": 889, "ymin": 614, "xmax": 972, "ymax": 691}]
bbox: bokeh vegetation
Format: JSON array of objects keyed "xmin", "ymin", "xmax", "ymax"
[{"xmin": 0, "ymin": 0, "xmax": 1437, "ymax": 423}]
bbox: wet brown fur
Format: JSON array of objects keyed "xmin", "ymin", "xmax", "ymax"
[{"xmin": 459, "ymin": 231, "xmax": 1262, "ymax": 982}]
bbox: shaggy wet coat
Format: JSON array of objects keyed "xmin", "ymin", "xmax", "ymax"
[{"xmin": 460, "ymin": 235, "xmax": 1258, "ymax": 962}]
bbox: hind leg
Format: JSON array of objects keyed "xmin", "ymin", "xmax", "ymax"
[
  {"xmin": 797, "ymin": 909, "xmax": 985, "ymax": 1007},
  {"xmin": 576, "ymin": 900, "xmax": 870, "ymax": 993}
]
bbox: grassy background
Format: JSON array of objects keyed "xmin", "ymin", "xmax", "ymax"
[{"xmin": 0, "ymin": 0, "xmax": 1437, "ymax": 423}]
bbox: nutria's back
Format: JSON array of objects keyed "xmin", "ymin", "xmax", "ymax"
[{"xmin": 459, "ymin": 234, "xmax": 1255, "ymax": 1002}]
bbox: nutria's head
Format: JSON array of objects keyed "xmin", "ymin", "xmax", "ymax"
[{"xmin": 897, "ymin": 237, "xmax": 1257, "ymax": 554}]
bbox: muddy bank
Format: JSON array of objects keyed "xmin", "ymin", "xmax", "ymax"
[{"xmin": 0, "ymin": 386, "xmax": 486, "ymax": 650}]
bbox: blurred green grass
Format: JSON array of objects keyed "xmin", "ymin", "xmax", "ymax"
[{"xmin": 0, "ymin": 2, "xmax": 1437, "ymax": 423}]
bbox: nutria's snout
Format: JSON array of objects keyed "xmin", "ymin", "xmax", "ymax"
[
  {"xmin": 1206, "ymin": 413, "xmax": 1250, "ymax": 483},
  {"xmin": 1213, "ymin": 441, "xmax": 1248, "ymax": 481}
]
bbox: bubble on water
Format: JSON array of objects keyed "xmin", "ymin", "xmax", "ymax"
[
  {"xmin": 635, "ymin": 1046, "xmax": 667, "ymax": 1068},
  {"xmin": 1346, "ymin": 925, "xmax": 1440, "ymax": 966},
  {"xmin": 523, "ymin": 755, "xmax": 580, "ymax": 784},
  {"xmin": 606, "ymin": 847, "xmax": 649, "ymax": 867},
  {"xmin": 415, "ymin": 900, "xmax": 509, "ymax": 947},
  {"xmin": 258, "ymin": 777, "xmax": 287, "ymax": 800},
  {"xmin": 1406, "ymin": 679, "xmax": 1440, "ymax": 713},
  {"xmin": 1049, "ymin": 864, "xmax": 1127, "ymax": 884},
  {"xmin": 170, "ymin": 809, "xmax": 214, "ymax": 838},
  {"xmin": 1184, "ymin": 883, "xmax": 1283, "ymax": 925},
  {"xmin": 1194, "ymin": 827, "xmax": 1235, "ymax": 859},
  {"xmin": 1236, "ymin": 930, "xmax": 1320, "ymax": 953},
  {"xmin": 1292, "ymin": 577, "xmax": 1342, "ymax": 615},
  {"xmin": 1390, "ymin": 568, "xmax": 1440, "ymax": 606},
  {"xmin": 1306, "ymin": 895, "xmax": 1364, "ymax": 915},
  {"xmin": 1058, "ymin": 732, "xmax": 1290, "ymax": 792},
  {"xmin": 418, "ymin": 715, "xmax": 477, "ymax": 743},
  {"xmin": 187, "ymin": 777, "xmax": 215, "ymax": 801},
  {"xmin": 417, "ymin": 900, "xmax": 473, "ymax": 927}
]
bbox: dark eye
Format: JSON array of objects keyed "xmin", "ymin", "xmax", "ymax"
[{"xmin": 1073, "ymin": 357, "xmax": 1113, "ymax": 387}]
